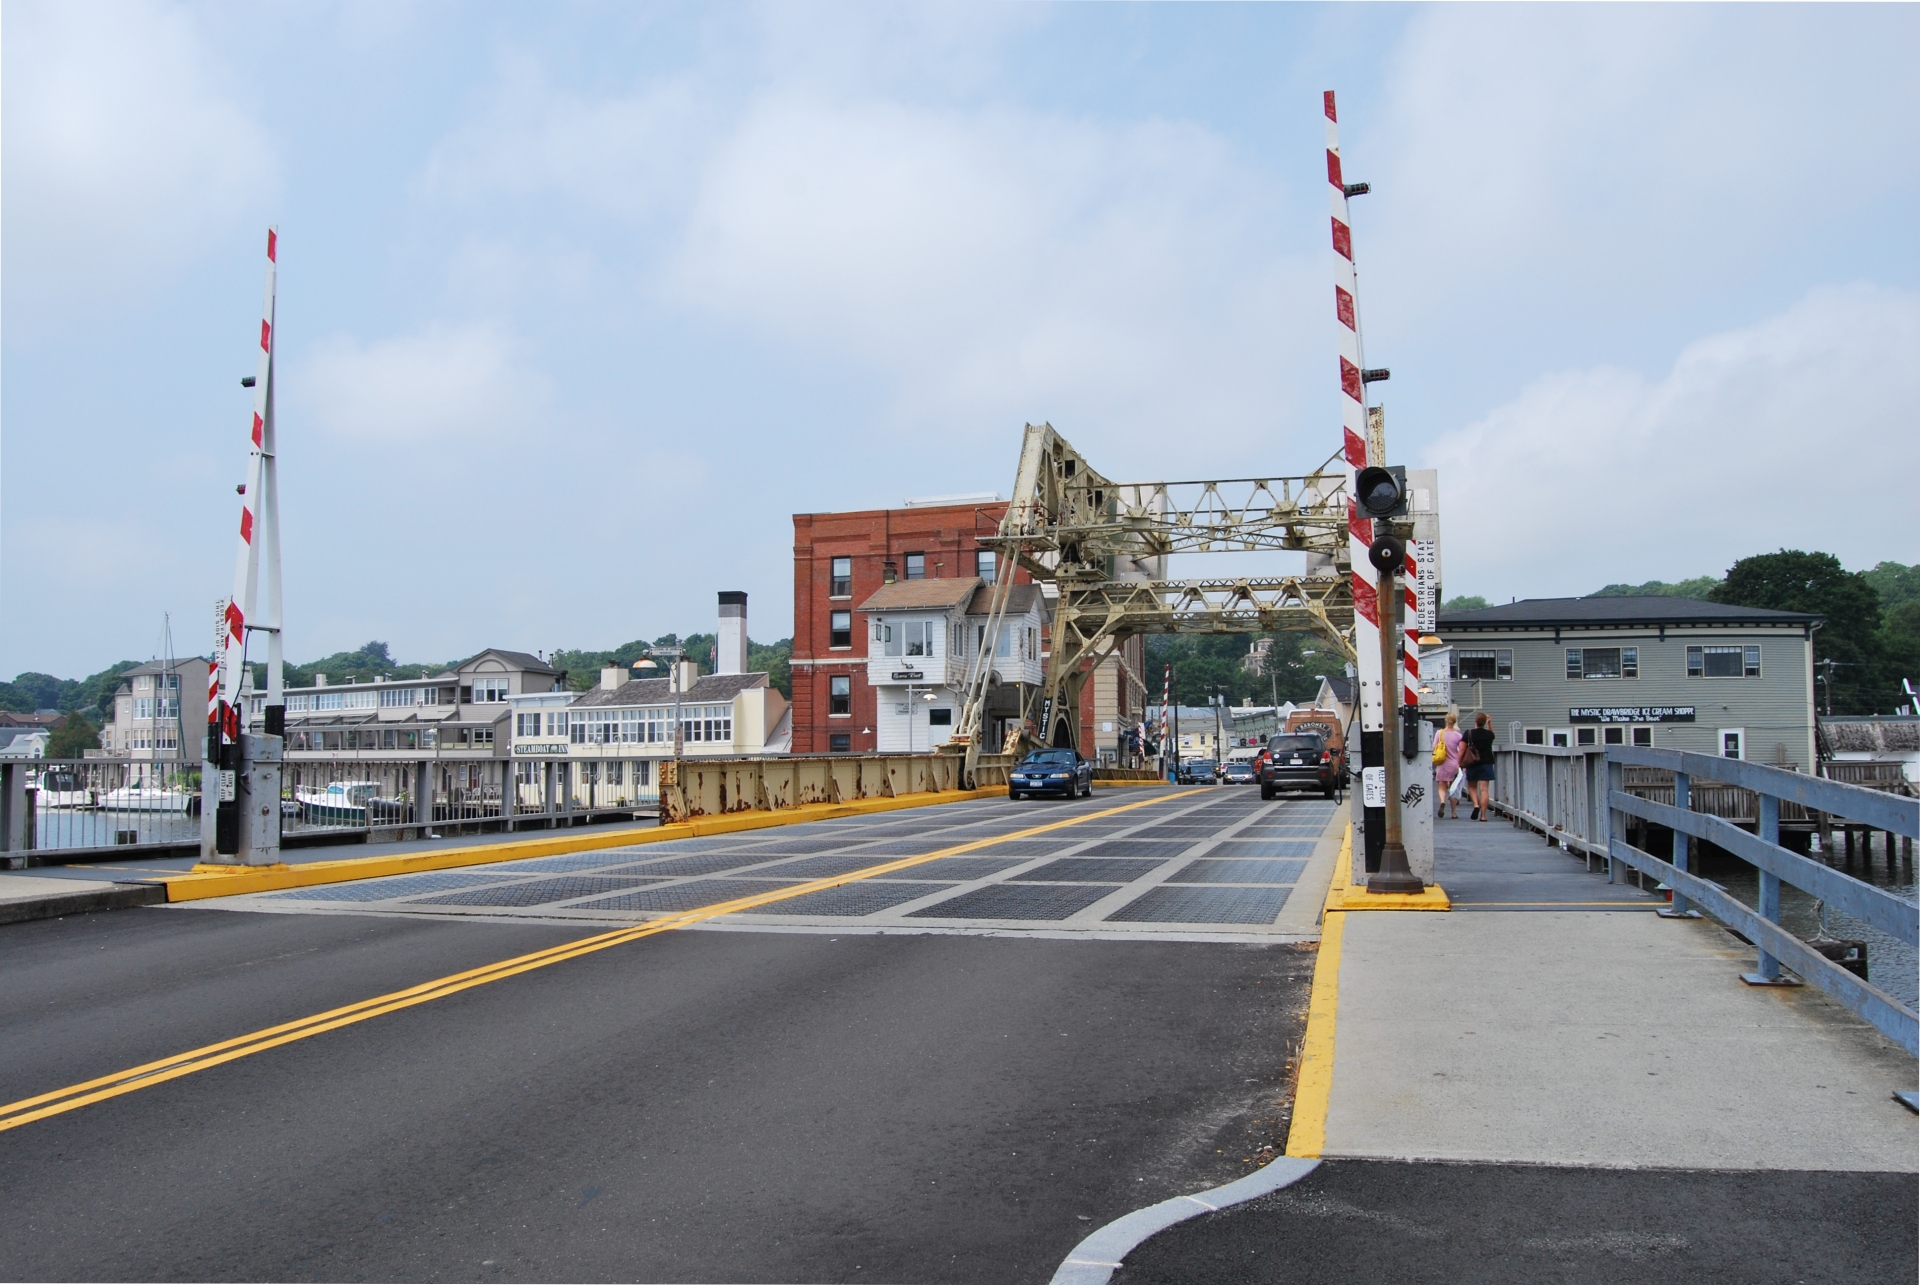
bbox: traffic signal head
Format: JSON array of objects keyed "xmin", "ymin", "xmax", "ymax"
[
  {"xmin": 1368, "ymin": 533, "xmax": 1407, "ymax": 575},
  {"xmin": 1354, "ymin": 464, "xmax": 1407, "ymax": 519}
]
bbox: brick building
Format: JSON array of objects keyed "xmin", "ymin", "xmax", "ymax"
[{"xmin": 791, "ymin": 495, "xmax": 1149, "ymax": 761}]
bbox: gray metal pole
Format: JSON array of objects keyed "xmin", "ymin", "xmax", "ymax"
[{"xmin": 1367, "ymin": 558, "xmax": 1422, "ymax": 894}]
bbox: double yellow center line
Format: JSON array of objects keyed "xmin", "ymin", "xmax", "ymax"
[{"xmin": 0, "ymin": 789, "xmax": 1200, "ymax": 1133}]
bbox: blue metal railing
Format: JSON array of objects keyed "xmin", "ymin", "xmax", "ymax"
[{"xmin": 1606, "ymin": 746, "xmax": 1918, "ymax": 1057}]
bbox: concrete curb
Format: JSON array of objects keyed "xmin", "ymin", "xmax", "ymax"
[
  {"xmin": 0, "ymin": 884, "xmax": 168, "ymax": 927},
  {"xmin": 1048, "ymin": 1157, "xmax": 1321, "ymax": 1284}
]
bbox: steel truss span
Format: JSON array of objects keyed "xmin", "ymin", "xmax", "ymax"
[{"xmin": 960, "ymin": 421, "xmax": 1357, "ymax": 766}]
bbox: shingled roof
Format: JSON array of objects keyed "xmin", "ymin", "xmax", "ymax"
[
  {"xmin": 857, "ymin": 577, "xmax": 984, "ymax": 612},
  {"xmin": 963, "ymin": 583, "xmax": 1049, "ymax": 618},
  {"xmin": 1439, "ymin": 596, "xmax": 1819, "ymax": 630},
  {"xmin": 570, "ymin": 672, "xmax": 769, "ymax": 708}
]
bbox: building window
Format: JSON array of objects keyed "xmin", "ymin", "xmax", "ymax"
[
  {"xmin": 975, "ymin": 550, "xmax": 997, "ymax": 581},
  {"xmin": 1524, "ymin": 728, "xmax": 1545, "ymax": 745},
  {"xmin": 1454, "ymin": 649, "xmax": 1513, "ymax": 682},
  {"xmin": 1575, "ymin": 727, "xmax": 1597, "ymax": 746},
  {"xmin": 1603, "ymin": 726, "xmax": 1626, "ymax": 745},
  {"xmin": 829, "ymin": 675, "xmax": 851, "ymax": 716},
  {"xmin": 1688, "ymin": 645, "xmax": 1759, "ymax": 678},
  {"xmin": 905, "ymin": 619, "xmax": 934, "ymax": 656},
  {"xmin": 1720, "ymin": 728, "xmax": 1744, "ymax": 759},
  {"xmin": 928, "ymin": 708, "xmax": 952, "ymax": 726},
  {"xmin": 830, "ymin": 556, "xmax": 852, "ymax": 598},
  {"xmin": 905, "ymin": 552, "xmax": 926, "ymax": 580},
  {"xmin": 1565, "ymin": 647, "xmax": 1637, "ymax": 680},
  {"xmin": 1632, "ymin": 726, "xmax": 1653, "ymax": 747},
  {"xmin": 471, "ymin": 678, "xmax": 510, "ymax": 702},
  {"xmin": 829, "ymin": 733, "xmax": 851, "ymax": 752},
  {"xmin": 830, "ymin": 611, "xmax": 852, "ymax": 649},
  {"xmin": 1549, "ymin": 729, "xmax": 1572, "ymax": 747}
]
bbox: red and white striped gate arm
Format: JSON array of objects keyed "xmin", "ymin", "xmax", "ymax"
[
  {"xmin": 1402, "ymin": 552, "xmax": 1422, "ymax": 709},
  {"xmin": 1325, "ymin": 91, "xmax": 1385, "ymax": 735},
  {"xmin": 215, "ymin": 228, "xmax": 283, "ymax": 735}
]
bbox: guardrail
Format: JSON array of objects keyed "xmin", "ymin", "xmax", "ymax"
[
  {"xmin": 1491, "ymin": 746, "xmax": 1611, "ymax": 860},
  {"xmin": 1604, "ymin": 746, "xmax": 1919, "ymax": 1057},
  {"xmin": 0, "ymin": 755, "xmax": 659, "ymax": 866}
]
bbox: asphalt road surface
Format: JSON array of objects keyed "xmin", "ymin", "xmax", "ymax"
[
  {"xmin": 1112, "ymin": 1158, "xmax": 1918, "ymax": 1285},
  {"xmin": 1, "ymin": 788, "xmax": 1322, "ymax": 1283}
]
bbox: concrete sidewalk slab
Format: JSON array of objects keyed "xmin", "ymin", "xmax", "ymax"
[
  {"xmin": 0, "ymin": 874, "xmax": 165, "ymax": 926},
  {"xmin": 1322, "ymin": 823, "xmax": 1917, "ymax": 1171}
]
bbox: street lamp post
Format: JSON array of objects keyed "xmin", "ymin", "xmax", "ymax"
[{"xmin": 633, "ymin": 644, "xmax": 687, "ymax": 785}]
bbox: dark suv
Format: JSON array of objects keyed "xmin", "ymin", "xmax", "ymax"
[{"xmin": 1257, "ymin": 732, "xmax": 1342, "ymax": 799}]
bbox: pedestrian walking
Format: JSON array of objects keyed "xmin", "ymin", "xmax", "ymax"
[
  {"xmin": 1433, "ymin": 712, "xmax": 1465, "ymax": 819},
  {"xmin": 1461, "ymin": 711, "xmax": 1497, "ymax": 821}
]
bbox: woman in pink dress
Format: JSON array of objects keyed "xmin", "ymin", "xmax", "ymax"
[{"xmin": 1434, "ymin": 712, "xmax": 1465, "ymax": 819}]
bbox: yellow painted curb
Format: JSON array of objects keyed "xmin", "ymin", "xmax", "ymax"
[
  {"xmin": 1285, "ymin": 885, "xmax": 1344, "ymax": 1157},
  {"xmin": 1322, "ymin": 819, "xmax": 1450, "ymax": 911},
  {"xmin": 161, "ymin": 787, "xmax": 1020, "ymax": 902}
]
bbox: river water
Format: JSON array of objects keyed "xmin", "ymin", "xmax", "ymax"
[{"xmin": 1702, "ymin": 837, "xmax": 1917, "ymax": 1010}]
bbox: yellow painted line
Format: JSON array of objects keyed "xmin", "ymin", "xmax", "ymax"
[
  {"xmin": 160, "ymin": 787, "xmax": 1025, "ymax": 902},
  {"xmin": 1285, "ymin": 823, "xmax": 1350, "ymax": 1158},
  {"xmin": 0, "ymin": 788, "xmax": 1203, "ymax": 1134},
  {"xmin": 1456, "ymin": 901, "xmax": 1658, "ymax": 909}
]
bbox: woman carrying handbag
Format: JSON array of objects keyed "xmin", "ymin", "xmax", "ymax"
[
  {"xmin": 1432, "ymin": 712, "xmax": 1464, "ymax": 819},
  {"xmin": 1460, "ymin": 712, "xmax": 1498, "ymax": 821}
]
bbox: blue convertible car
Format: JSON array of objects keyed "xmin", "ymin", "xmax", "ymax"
[{"xmin": 1007, "ymin": 748, "xmax": 1094, "ymax": 800}]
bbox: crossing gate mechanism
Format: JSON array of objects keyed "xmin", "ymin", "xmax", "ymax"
[{"xmin": 955, "ymin": 90, "xmax": 1433, "ymax": 886}]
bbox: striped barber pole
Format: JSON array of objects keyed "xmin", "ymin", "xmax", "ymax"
[
  {"xmin": 1402, "ymin": 549, "xmax": 1422, "ymax": 709},
  {"xmin": 1325, "ymin": 91, "xmax": 1385, "ymax": 736},
  {"xmin": 213, "ymin": 227, "xmax": 285, "ymax": 743},
  {"xmin": 1159, "ymin": 664, "xmax": 1172, "ymax": 754}
]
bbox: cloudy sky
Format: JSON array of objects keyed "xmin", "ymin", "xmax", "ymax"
[{"xmin": 4, "ymin": 2, "xmax": 1916, "ymax": 677}]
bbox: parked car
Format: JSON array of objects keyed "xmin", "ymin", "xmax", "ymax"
[
  {"xmin": 1008, "ymin": 748, "xmax": 1094, "ymax": 800},
  {"xmin": 1221, "ymin": 760, "xmax": 1256, "ymax": 785},
  {"xmin": 1257, "ymin": 732, "xmax": 1344, "ymax": 799}
]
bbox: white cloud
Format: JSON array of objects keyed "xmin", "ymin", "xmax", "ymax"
[
  {"xmin": 1425, "ymin": 283, "xmax": 1920, "ymax": 598},
  {"xmin": 297, "ymin": 324, "xmax": 552, "ymax": 443},
  {"xmin": 670, "ymin": 94, "xmax": 1314, "ymax": 470},
  {"xmin": 1363, "ymin": 6, "xmax": 1920, "ymax": 334},
  {"xmin": 418, "ymin": 71, "xmax": 708, "ymax": 220},
  {"xmin": 1, "ymin": 0, "xmax": 277, "ymax": 319}
]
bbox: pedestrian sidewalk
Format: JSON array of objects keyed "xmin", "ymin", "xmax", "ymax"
[
  {"xmin": 0, "ymin": 873, "xmax": 164, "ymax": 925},
  {"xmin": 1090, "ymin": 814, "xmax": 1918, "ymax": 1284},
  {"xmin": 1316, "ymin": 817, "xmax": 1916, "ymax": 1170}
]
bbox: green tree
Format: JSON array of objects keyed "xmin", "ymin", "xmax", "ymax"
[
  {"xmin": 1711, "ymin": 550, "xmax": 1883, "ymax": 714},
  {"xmin": 1875, "ymin": 599, "xmax": 1920, "ymax": 705},
  {"xmin": 1, "ymin": 662, "xmax": 138, "ymax": 719},
  {"xmin": 558, "ymin": 633, "xmax": 792, "ymax": 697},
  {"xmin": 1588, "ymin": 576, "xmax": 1721, "ymax": 600},
  {"xmin": 1441, "ymin": 595, "xmax": 1490, "ymax": 613},
  {"xmin": 45, "ymin": 713, "xmax": 100, "ymax": 758},
  {"xmin": 1145, "ymin": 631, "xmax": 1346, "ymax": 708},
  {"xmin": 1863, "ymin": 561, "xmax": 1920, "ymax": 613}
]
